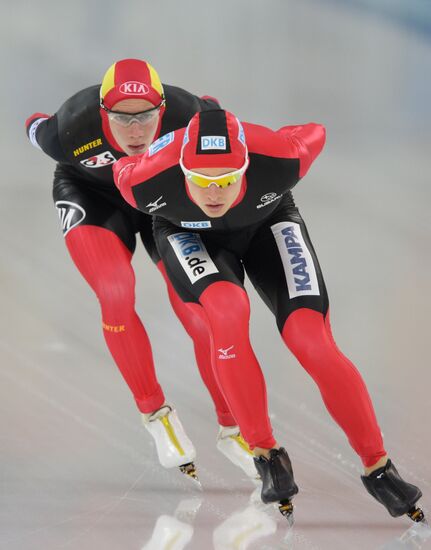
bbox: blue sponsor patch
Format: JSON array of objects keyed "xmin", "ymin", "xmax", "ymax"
[
  {"xmin": 148, "ymin": 132, "xmax": 174, "ymax": 156},
  {"xmin": 183, "ymin": 126, "xmax": 189, "ymax": 145},
  {"xmin": 201, "ymin": 136, "xmax": 226, "ymax": 150},
  {"xmin": 238, "ymin": 120, "xmax": 246, "ymax": 146},
  {"xmin": 181, "ymin": 220, "xmax": 212, "ymax": 229}
]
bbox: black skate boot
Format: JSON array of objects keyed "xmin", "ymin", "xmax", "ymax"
[
  {"xmin": 253, "ymin": 447, "xmax": 298, "ymax": 518},
  {"xmin": 361, "ymin": 459, "xmax": 425, "ymax": 522}
]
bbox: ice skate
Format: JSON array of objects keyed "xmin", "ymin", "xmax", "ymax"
[
  {"xmin": 213, "ymin": 501, "xmax": 277, "ymax": 549},
  {"xmin": 380, "ymin": 520, "xmax": 431, "ymax": 549},
  {"xmin": 142, "ymin": 405, "xmax": 199, "ymax": 484},
  {"xmin": 253, "ymin": 447, "xmax": 298, "ymax": 520},
  {"xmin": 216, "ymin": 425, "xmax": 259, "ymax": 480},
  {"xmin": 361, "ymin": 459, "xmax": 425, "ymax": 522},
  {"xmin": 142, "ymin": 515, "xmax": 193, "ymax": 550},
  {"xmin": 142, "ymin": 497, "xmax": 202, "ymax": 549}
]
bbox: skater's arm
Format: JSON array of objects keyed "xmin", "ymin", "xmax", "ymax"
[
  {"xmin": 276, "ymin": 123, "xmax": 326, "ymax": 177},
  {"xmin": 245, "ymin": 122, "xmax": 325, "ymax": 178},
  {"xmin": 113, "ymin": 129, "xmax": 184, "ymax": 211},
  {"xmin": 112, "ymin": 156, "xmax": 141, "ymax": 208},
  {"xmin": 25, "ymin": 113, "xmax": 68, "ymax": 163}
]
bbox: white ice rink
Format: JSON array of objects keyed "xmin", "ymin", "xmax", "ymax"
[{"xmin": 2, "ymin": 1, "xmax": 431, "ymax": 548}]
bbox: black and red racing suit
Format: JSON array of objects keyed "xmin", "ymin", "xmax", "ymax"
[
  {"xmin": 25, "ymin": 85, "xmax": 236, "ymax": 423},
  {"xmin": 113, "ymin": 120, "xmax": 387, "ymax": 464}
]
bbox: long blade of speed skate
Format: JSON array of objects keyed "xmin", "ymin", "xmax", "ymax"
[
  {"xmin": 179, "ymin": 462, "xmax": 202, "ymax": 488},
  {"xmin": 407, "ymin": 506, "xmax": 426, "ymax": 523},
  {"xmin": 278, "ymin": 499, "xmax": 294, "ymax": 526}
]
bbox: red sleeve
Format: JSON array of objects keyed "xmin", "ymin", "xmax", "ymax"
[
  {"xmin": 245, "ymin": 122, "xmax": 326, "ymax": 178},
  {"xmin": 25, "ymin": 112, "xmax": 68, "ymax": 162},
  {"xmin": 200, "ymin": 95, "xmax": 221, "ymax": 106},
  {"xmin": 25, "ymin": 112, "xmax": 51, "ymax": 149},
  {"xmin": 276, "ymin": 123, "xmax": 326, "ymax": 177},
  {"xmin": 113, "ymin": 128, "xmax": 185, "ymax": 209},
  {"xmin": 25, "ymin": 112, "xmax": 50, "ymax": 130},
  {"xmin": 112, "ymin": 157, "xmax": 140, "ymax": 208}
]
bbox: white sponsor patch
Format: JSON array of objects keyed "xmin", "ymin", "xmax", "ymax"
[
  {"xmin": 80, "ymin": 151, "xmax": 116, "ymax": 168},
  {"xmin": 181, "ymin": 220, "xmax": 212, "ymax": 229},
  {"xmin": 29, "ymin": 117, "xmax": 48, "ymax": 149},
  {"xmin": 271, "ymin": 221, "xmax": 320, "ymax": 298},
  {"xmin": 168, "ymin": 232, "xmax": 219, "ymax": 284},
  {"xmin": 148, "ymin": 132, "xmax": 174, "ymax": 156},
  {"xmin": 55, "ymin": 201, "xmax": 86, "ymax": 236},
  {"xmin": 119, "ymin": 81, "xmax": 149, "ymax": 95},
  {"xmin": 201, "ymin": 136, "xmax": 226, "ymax": 150}
]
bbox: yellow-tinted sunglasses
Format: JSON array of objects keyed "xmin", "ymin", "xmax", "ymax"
[{"xmin": 179, "ymin": 155, "xmax": 249, "ymax": 189}]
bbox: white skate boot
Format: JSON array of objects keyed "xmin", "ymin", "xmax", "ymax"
[
  {"xmin": 142, "ymin": 405, "xmax": 199, "ymax": 482},
  {"xmin": 216, "ymin": 425, "xmax": 259, "ymax": 480}
]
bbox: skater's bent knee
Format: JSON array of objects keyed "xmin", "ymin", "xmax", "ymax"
[
  {"xmin": 282, "ymin": 309, "xmax": 331, "ymax": 356},
  {"xmin": 200, "ymin": 282, "xmax": 250, "ymax": 326},
  {"xmin": 95, "ymin": 275, "xmax": 137, "ymax": 319}
]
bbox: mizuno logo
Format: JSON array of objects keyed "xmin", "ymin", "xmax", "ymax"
[
  {"xmin": 218, "ymin": 345, "xmax": 236, "ymax": 360},
  {"xmin": 146, "ymin": 196, "xmax": 167, "ymax": 213}
]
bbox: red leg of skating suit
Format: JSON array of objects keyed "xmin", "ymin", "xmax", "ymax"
[
  {"xmin": 157, "ymin": 261, "xmax": 236, "ymax": 427},
  {"xmin": 282, "ymin": 308, "xmax": 387, "ymax": 467},
  {"xmin": 199, "ymin": 282, "xmax": 276, "ymax": 449},
  {"xmin": 65, "ymin": 225, "xmax": 165, "ymax": 413}
]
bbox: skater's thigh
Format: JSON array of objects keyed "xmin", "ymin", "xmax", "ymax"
[
  {"xmin": 53, "ymin": 173, "xmax": 137, "ymax": 253},
  {"xmin": 243, "ymin": 206, "xmax": 329, "ymax": 331},
  {"xmin": 139, "ymin": 215, "xmax": 161, "ymax": 264},
  {"xmin": 154, "ymin": 219, "xmax": 245, "ymax": 304}
]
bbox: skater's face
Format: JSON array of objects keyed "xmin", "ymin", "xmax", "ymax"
[
  {"xmin": 107, "ymin": 98, "xmax": 161, "ymax": 156},
  {"xmin": 184, "ymin": 167, "xmax": 243, "ymax": 218}
]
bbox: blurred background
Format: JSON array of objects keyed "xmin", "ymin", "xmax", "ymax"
[{"xmin": 1, "ymin": 1, "xmax": 430, "ymax": 548}]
